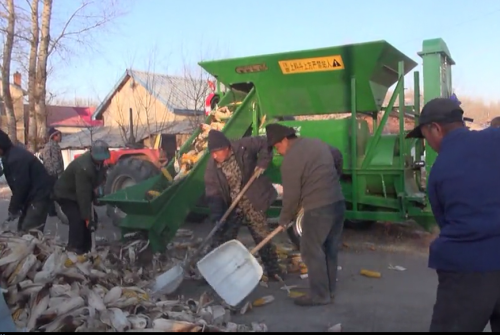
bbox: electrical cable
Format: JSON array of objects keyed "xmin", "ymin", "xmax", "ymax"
[{"xmin": 398, "ymin": 7, "xmax": 500, "ymax": 46}]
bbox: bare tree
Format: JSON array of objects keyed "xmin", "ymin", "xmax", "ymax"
[
  {"xmin": 27, "ymin": 0, "xmax": 39, "ymax": 149},
  {"xmin": 1, "ymin": 0, "xmax": 17, "ymax": 143},
  {"xmin": 33, "ymin": 0, "xmax": 52, "ymax": 148},
  {"xmin": 165, "ymin": 41, "xmax": 229, "ymax": 131},
  {"xmin": 51, "ymin": 96, "xmax": 99, "ymax": 106},
  {"xmin": 6, "ymin": 0, "xmax": 126, "ymax": 150}
]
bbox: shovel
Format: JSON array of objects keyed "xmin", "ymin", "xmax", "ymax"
[
  {"xmin": 151, "ymin": 170, "xmax": 261, "ymax": 297},
  {"xmin": 197, "ymin": 224, "xmax": 285, "ymax": 307}
]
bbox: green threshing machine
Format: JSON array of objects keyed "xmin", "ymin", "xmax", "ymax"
[{"xmin": 99, "ymin": 38, "xmax": 456, "ymax": 252}]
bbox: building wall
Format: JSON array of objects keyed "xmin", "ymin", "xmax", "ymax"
[
  {"xmin": 101, "ymin": 77, "xmax": 190, "ymax": 140},
  {"xmin": 0, "ymin": 83, "xmax": 26, "ymax": 143}
]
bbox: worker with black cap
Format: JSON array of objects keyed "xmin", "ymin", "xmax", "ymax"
[
  {"xmin": 204, "ymin": 130, "xmax": 283, "ymax": 279},
  {"xmin": 406, "ymin": 97, "xmax": 500, "ymax": 332},
  {"xmin": 0, "ymin": 129, "xmax": 52, "ymax": 232},
  {"xmin": 265, "ymin": 123, "xmax": 344, "ymax": 307},
  {"xmin": 40, "ymin": 127, "xmax": 64, "ymax": 217},
  {"xmin": 54, "ymin": 140, "xmax": 110, "ymax": 255}
]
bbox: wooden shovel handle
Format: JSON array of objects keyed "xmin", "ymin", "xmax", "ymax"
[
  {"xmin": 250, "ymin": 226, "xmax": 285, "ymax": 255},
  {"xmin": 188, "ymin": 170, "xmax": 261, "ymax": 263}
]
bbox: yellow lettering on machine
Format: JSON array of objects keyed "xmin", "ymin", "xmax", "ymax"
[{"xmin": 278, "ymin": 55, "xmax": 345, "ymax": 75}]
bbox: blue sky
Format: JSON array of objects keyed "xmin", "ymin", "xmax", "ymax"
[{"xmin": 49, "ymin": 0, "xmax": 500, "ymax": 103}]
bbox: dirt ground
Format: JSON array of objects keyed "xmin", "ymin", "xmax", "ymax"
[{"xmin": 0, "ymin": 186, "xmax": 491, "ymax": 332}]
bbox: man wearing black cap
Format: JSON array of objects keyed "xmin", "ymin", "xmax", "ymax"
[
  {"xmin": 406, "ymin": 97, "xmax": 500, "ymax": 332},
  {"xmin": 54, "ymin": 140, "xmax": 110, "ymax": 255},
  {"xmin": 0, "ymin": 130, "xmax": 52, "ymax": 232},
  {"xmin": 40, "ymin": 127, "xmax": 64, "ymax": 217},
  {"xmin": 204, "ymin": 130, "xmax": 282, "ymax": 279},
  {"xmin": 265, "ymin": 123, "xmax": 344, "ymax": 307}
]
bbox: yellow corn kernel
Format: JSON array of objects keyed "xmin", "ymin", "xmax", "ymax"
[
  {"xmin": 252, "ymin": 295, "xmax": 275, "ymax": 307},
  {"xmin": 360, "ymin": 269, "xmax": 381, "ymax": 278}
]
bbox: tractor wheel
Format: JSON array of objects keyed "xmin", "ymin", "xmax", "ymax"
[
  {"xmin": 286, "ymin": 211, "xmax": 375, "ymax": 249},
  {"xmin": 105, "ymin": 158, "xmax": 159, "ymax": 227}
]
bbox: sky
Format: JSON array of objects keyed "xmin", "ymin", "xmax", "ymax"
[{"xmin": 47, "ymin": 0, "xmax": 500, "ymax": 103}]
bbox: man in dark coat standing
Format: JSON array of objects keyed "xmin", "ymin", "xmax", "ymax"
[
  {"xmin": 0, "ymin": 130, "xmax": 52, "ymax": 232},
  {"xmin": 204, "ymin": 130, "xmax": 282, "ymax": 279},
  {"xmin": 266, "ymin": 123, "xmax": 345, "ymax": 307},
  {"xmin": 54, "ymin": 140, "xmax": 110, "ymax": 255},
  {"xmin": 407, "ymin": 98, "xmax": 500, "ymax": 332}
]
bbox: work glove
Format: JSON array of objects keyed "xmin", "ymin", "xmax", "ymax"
[
  {"xmin": 254, "ymin": 166, "xmax": 265, "ymax": 178},
  {"xmin": 6, "ymin": 211, "xmax": 21, "ymax": 222},
  {"xmin": 86, "ymin": 219, "xmax": 97, "ymax": 232}
]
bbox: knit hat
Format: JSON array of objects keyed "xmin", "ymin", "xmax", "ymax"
[
  {"xmin": 265, "ymin": 123, "xmax": 296, "ymax": 147},
  {"xmin": 90, "ymin": 140, "xmax": 111, "ymax": 161},
  {"xmin": 47, "ymin": 127, "xmax": 61, "ymax": 139},
  {"xmin": 207, "ymin": 130, "xmax": 231, "ymax": 152},
  {"xmin": 0, "ymin": 129, "xmax": 13, "ymax": 151}
]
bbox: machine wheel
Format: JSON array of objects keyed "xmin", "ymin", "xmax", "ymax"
[
  {"xmin": 105, "ymin": 158, "xmax": 159, "ymax": 227},
  {"xmin": 286, "ymin": 211, "xmax": 375, "ymax": 249}
]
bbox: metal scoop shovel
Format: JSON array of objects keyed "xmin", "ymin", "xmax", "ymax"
[
  {"xmin": 196, "ymin": 224, "xmax": 285, "ymax": 306},
  {"xmin": 150, "ymin": 170, "xmax": 261, "ymax": 297}
]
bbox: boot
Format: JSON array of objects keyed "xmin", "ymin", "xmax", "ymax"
[{"xmin": 293, "ymin": 295, "xmax": 330, "ymax": 307}]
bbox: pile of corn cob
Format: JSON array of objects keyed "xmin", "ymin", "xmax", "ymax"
[{"xmin": 145, "ymin": 106, "xmax": 236, "ymax": 200}]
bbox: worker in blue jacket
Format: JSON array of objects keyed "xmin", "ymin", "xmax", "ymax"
[{"xmin": 406, "ymin": 97, "xmax": 500, "ymax": 332}]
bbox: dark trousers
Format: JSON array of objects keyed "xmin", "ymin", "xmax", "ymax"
[
  {"xmin": 57, "ymin": 199, "xmax": 91, "ymax": 253},
  {"xmin": 47, "ymin": 175, "xmax": 57, "ymax": 216},
  {"xmin": 301, "ymin": 201, "xmax": 345, "ymax": 302},
  {"xmin": 430, "ymin": 270, "xmax": 500, "ymax": 332},
  {"xmin": 17, "ymin": 199, "xmax": 50, "ymax": 233}
]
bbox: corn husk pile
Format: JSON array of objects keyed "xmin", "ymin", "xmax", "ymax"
[
  {"xmin": 0, "ymin": 229, "xmax": 268, "ymax": 332},
  {"xmin": 145, "ymin": 106, "xmax": 236, "ymax": 200}
]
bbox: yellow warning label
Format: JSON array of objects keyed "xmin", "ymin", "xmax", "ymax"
[{"xmin": 278, "ymin": 55, "xmax": 345, "ymax": 75}]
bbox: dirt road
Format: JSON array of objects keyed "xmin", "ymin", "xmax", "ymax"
[{"xmin": 0, "ymin": 187, "xmax": 488, "ymax": 332}]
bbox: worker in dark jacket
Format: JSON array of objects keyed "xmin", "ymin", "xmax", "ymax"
[
  {"xmin": 0, "ymin": 130, "xmax": 52, "ymax": 232},
  {"xmin": 204, "ymin": 130, "xmax": 282, "ymax": 279},
  {"xmin": 40, "ymin": 127, "xmax": 64, "ymax": 217},
  {"xmin": 406, "ymin": 98, "xmax": 500, "ymax": 332},
  {"xmin": 266, "ymin": 123, "xmax": 345, "ymax": 307},
  {"xmin": 54, "ymin": 140, "xmax": 110, "ymax": 255}
]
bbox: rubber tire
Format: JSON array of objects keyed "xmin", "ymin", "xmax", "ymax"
[
  {"xmin": 105, "ymin": 158, "xmax": 159, "ymax": 227},
  {"xmin": 286, "ymin": 211, "xmax": 375, "ymax": 249}
]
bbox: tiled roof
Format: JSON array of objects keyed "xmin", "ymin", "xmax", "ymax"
[
  {"xmin": 92, "ymin": 69, "xmax": 208, "ymax": 121},
  {"xmin": 59, "ymin": 120, "xmax": 196, "ymax": 149},
  {"xmin": 46, "ymin": 105, "xmax": 103, "ymax": 127}
]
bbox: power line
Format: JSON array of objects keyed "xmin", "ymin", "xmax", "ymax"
[{"xmin": 399, "ymin": 7, "xmax": 500, "ymax": 47}]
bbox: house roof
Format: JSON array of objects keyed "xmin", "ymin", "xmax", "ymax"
[
  {"xmin": 47, "ymin": 105, "xmax": 102, "ymax": 128},
  {"xmin": 91, "ymin": 69, "xmax": 207, "ymax": 121},
  {"xmin": 59, "ymin": 119, "xmax": 196, "ymax": 149}
]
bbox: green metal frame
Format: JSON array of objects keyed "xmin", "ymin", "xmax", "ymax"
[{"xmin": 97, "ymin": 38, "xmax": 456, "ymax": 252}]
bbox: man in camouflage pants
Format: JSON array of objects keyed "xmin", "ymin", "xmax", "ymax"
[
  {"xmin": 204, "ymin": 130, "xmax": 283, "ymax": 279},
  {"xmin": 40, "ymin": 127, "xmax": 64, "ymax": 217}
]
